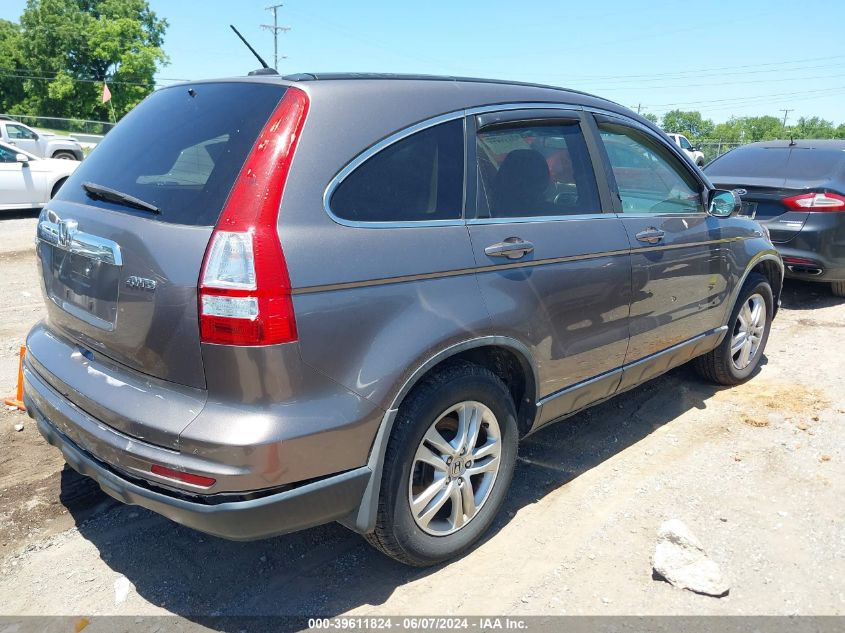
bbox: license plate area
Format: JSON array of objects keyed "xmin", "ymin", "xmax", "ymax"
[
  {"xmin": 41, "ymin": 244, "xmax": 120, "ymax": 330},
  {"xmin": 738, "ymin": 201, "xmax": 757, "ymax": 218}
]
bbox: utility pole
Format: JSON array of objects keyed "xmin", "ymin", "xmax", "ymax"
[
  {"xmin": 261, "ymin": 3, "xmax": 290, "ymax": 70},
  {"xmin": 780, "ymin": 108, "xmax": 793, "ymax": 131}
]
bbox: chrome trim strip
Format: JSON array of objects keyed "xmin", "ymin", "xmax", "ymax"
[
  {"xmin": 536, "ymin": 325, "xmax": 728, "ymax": 407},
  {"xmin": 467, "ymin": 212, "xmax": 611, "ymax": 225},
  {"xmin": 292, "ymin": 247, "xmax": 631, "ymax": 295},
  {"xmin": 38, "ymin": 218, "xmax": 123, "ymax": 266},
  {"xmin": 321, "ymin": 102, "xmax": 589, "ymax": 230},
  {"xmin": 536, "ymin": 367, "xmax": 622, "ymax": 407},
  {"xmin": 291, "ymin": 236, "xmax": 750, "ymax": 295},
  {"xmin": 621, "ymin": 326, "xmax": 728, "ymax": 371}
]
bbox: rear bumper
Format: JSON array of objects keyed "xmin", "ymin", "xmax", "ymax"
[
  {"xmin": 32, "ymin": 408, "xmax": 370, "ymax": 541},
  {"xmin": 778, "ymin": 213, "xmax": 845, "ymax": 282}
]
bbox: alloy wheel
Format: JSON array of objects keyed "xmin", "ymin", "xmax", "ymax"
[
  {"xmin": 408, "ymin": 401, "xmax": 502, "ymax": 536},
  {"xmin": 731, "ymin": 293, "xmax": 766, "ymax": 370}
]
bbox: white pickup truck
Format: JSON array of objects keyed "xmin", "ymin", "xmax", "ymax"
[
  {"xmin": 666, "ymin": 132, "xmax": 705, "ymax": 167},
  {"xmin": 0, "ymin": 119, "xmax": 84, "ymax": 161}
]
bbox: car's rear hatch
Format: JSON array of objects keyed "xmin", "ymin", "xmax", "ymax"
[
  {"xmin": 34, "ymin": 81, "xmax": 288, "ymax": 446},
  {"xmin": 706, "ymin": 175, "xmax": 810, "ymax": 244},
  {"xmin": 706, "ymin": 145, "xmax": 845, "ymax": 244}
]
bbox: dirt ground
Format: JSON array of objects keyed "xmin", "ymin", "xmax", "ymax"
[{"xmin": 0, "ymin": 210, "xmax": 843, "ymax": 620}]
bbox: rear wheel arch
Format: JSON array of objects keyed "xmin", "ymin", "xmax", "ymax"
[
  {"xmin": 388, "ymin": 338, "xmax": 538, "ymax": 438},
  {"xmin": 345, "ymin": 338, "xmax": 538, "ymax": 535},
  {"xmin": 749, "ymin": 257, "xmax": 783, "ymax": 316},
  {"xmin": 727, "ymin": 252, "xmax": 783, "ymax": 323},
  {"xmin": 50, "ymin": 177, "xmax": 68, "ymax": 199}
]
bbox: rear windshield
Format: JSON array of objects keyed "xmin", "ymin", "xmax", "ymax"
[
  {"xmin": 56, "ymin": 82, "xmax": 286, "ymax": 226},
  {"xmin": 706, "ymin": 146, "xmax": 845, "ymax": 183}
]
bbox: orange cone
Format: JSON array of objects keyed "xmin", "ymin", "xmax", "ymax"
[{"xmin": 4, "ymin": 345, "xmax": 26, "ymax": 411}]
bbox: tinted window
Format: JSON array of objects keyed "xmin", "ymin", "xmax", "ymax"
[
  {"xmin": 784, "ymin": 149, "xmax": 845, "ymax": 184},
  {"xmin": 706, "ymin": 146, "xmax": 845, "ymax": 184},
  {"xmin": 599, "ymin": 122, "xmax": 703, "ymax": 214},
  {"xmin": 679, "ymin": 136, "xmax": 692, "ymax": 150},
  {"xmin": 330, "ymin": 119, "xmax": 464, "ymax": 223},
  {"xmin": 0, "ymin": 145, "xmax": 18, "ymax": 162},
  {"xmin": 476, "ymin": 121, "xmax": 600, "ymax": 218},
  {"xmin": 55, "ymin": 83, "xmax": 286, "ymax": 226},
  {"xmin": 705, "ymin": 146, "xmax": 791, "ymax": 180}
]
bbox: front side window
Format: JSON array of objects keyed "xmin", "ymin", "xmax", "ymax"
[
  {"xmin": 476, "ymin": 120, "xmax": 600, "ymax": 218},
  {"xmin": 6, "ymin": 124, "xmax": 36, "ymax": 140},
  {"xmin": 679, "ymin": 136, "xmax": 693, "ymax": 150},
  {"xmin": 599, "ymin": 121, "xmax": 703, "ymax": 215},
  {"xmin": 330, "ymin": 119, "xmax": 464, "ymax": 223}
]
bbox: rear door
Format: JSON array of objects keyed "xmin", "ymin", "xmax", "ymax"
[
  {"xmin": 467, "ymin": 108, "xmax": 631, "ymax": 421},
  {"xmin": 36, "ymin": 81, "xmax": 288, "ymax": 390},
  {"xmin": 591, "ymin": 114, "xmax": 733, "ymax": 370}
]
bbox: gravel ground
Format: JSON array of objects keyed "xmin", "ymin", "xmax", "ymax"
[{"xmin": 0, "ymin": 211, "xmax": 843, "ymax": 621}]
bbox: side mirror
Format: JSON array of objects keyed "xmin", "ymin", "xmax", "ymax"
[
  {"xmin": 15, "ymin": 153, "xmax": 29, "ymax": 166},
  {"xmin": 708, "ymin": 189, "xmax": 740, "ymax": 218}
]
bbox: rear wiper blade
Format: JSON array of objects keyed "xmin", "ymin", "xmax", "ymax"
[{"xmin": 81, "ymin": 181, "xmax": 160, "ymax": 215}]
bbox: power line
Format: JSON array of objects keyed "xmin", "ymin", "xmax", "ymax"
[
  {"xmin": 540, "ymin": 54, "xmax": 845, "ymax": 83},
  {"xmin": 780, "ymin": 109, "xmax": 794, "ymax": 129},
  {"xmin": 261, "ymin": 3, "xmax": 290, "ymax": 70}
]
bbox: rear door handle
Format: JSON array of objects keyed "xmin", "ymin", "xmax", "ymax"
[
  {"xmin": 484, "ymin": 238, "xmax": 535, "ymax": 259},
  {"xmin": 635, "ymin": 228, "xmax": 665, "ymax": 244}
]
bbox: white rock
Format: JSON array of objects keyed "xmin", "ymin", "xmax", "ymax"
[
  {"xmin": 14, "ymin": 423, "xmax": 24, "ymax": 432},
  {"xmin": 652, "ymin": 519, "xmax": 729, "ymax": 597},
  {"xmin": 114, "ymin": 575, "xmax": 132, "ymax": 605}
]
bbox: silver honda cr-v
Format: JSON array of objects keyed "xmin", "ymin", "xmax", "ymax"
[{"xmin": 25, "ymin": 73, "xmax": 783, "ymax": 566}]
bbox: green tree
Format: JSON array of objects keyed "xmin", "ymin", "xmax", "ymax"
[
  {"xmin": 7, "ymin": 0, "xmax": 167, "ymax": 121},
  {"xmin": 836, "ymin": 124, "xmax": 845, "ymax": 139},
  {"xmin": 660, "ymin": 110, "xmax": 714, "ymax": 142},
  {"xmin": 791, "ymin": 116, "xmax": 835, "ymax": 139},
  {"xmin": 642, "ymin": 112, "xmax": 659, "ymax": 124},
  {"xmin": 711, "ymin": 116, "xmax": 784, "ymax": 143},
  {"xmin": 0, "ymin": 19, "xmax": 26, "ymax": 112}
]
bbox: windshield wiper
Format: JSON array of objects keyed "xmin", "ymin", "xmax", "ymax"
[{"xmin": 81, "ymin": 181, "xmax": 160, "ymax": 215}]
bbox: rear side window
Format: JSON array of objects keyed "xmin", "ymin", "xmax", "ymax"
[
  {"xmin": 330, "ymin": 119, "xmax": 464, "ymax": 223},
  {"xmin": 476, "ymin": 120, "xmax": 600, "ymax": 218},
  {"xmin": 55, "ymin": 83, "xmax": 287, "ymax": 226}
]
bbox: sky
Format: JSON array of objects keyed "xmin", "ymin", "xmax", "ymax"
[{"xmin": 3, "ymin": 0, "xmax": 845, "ymax": 125}]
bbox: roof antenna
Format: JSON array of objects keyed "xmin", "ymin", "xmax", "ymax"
[
  {"xmin": 229, "ymin": 25, "xmax": 278, "ymax": 75},
  {"xmin": 789, "ymin": 135, "xmax": 796, "ymax": 147}
]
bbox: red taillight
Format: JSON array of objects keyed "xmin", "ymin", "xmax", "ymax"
[
  {"xmin": 199, "ymin": 87, "xmax": 309, "ymax": 345},
  {"xmin": 782, "ymin": 256, "xmax": 819, "ymax": 266},
  {"xmin": 150, "ymin": 464, "xmax": 216, "ymax": 488},
  {"xmin": 783, "ymin": 192, "xmax": 845, "ymax": 211}
]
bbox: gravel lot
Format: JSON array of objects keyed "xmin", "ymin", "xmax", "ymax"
[{"xmin": 1, "ymin": 211, "xmax": 843, "ymax": 621}]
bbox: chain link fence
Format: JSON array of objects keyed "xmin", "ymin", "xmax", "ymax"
[
  {"xmin": 0, "ymin": 113, "xmax": 114, "ymax": 138},
  {"xmin": 697, "ymin": 142, "xmax": 742, "ymax": 164}
]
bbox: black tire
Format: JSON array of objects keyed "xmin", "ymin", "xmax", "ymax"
[
  {"xmin": 365, "ymin": 361, "xmax": 518, "ymax": 566},
  {"xmin": 694, "ymin": 273, "xmax": 773, "ymax": 385},
  {"xmin": 51, "ymin": 177, "xmax": 67, "ymax": 199},
  {"xmin": 52, "ymin": 151, "xmax": 76, "ymax": 160},
  {"xmin": 832, "ymin": 281, "xmax": 845, "ymax": 298}
]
